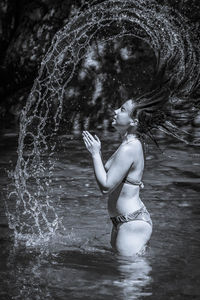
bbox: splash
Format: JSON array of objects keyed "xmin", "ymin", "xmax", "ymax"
[{"xmin": 7, "ymin": 0, "xmax": 200, "ymax": 245}]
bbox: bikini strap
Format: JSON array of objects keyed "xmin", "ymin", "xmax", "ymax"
[{"xmin": 123, "ymin": 178, "xmax": 144, "ymax": 188}]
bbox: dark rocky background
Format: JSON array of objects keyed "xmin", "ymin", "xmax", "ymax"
[{"xmin": 0, "ymin": 0, "xmax": 200, "ymax": 130}]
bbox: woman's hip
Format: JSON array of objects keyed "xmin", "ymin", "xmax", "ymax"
[{"xmin": 110, "ymin": 204, "xmax": 153, "ymax": 230}]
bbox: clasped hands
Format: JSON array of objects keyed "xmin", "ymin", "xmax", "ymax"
[{"xmin": 82, "ymin": 131, "xmax": 101, "ymax": 156}]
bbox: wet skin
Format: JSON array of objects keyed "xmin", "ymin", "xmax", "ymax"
[
  {"xmin": 83, "ymin": 100, "xmax": 152, "ymax": 256},
  {"xmin": 107, "ymin": 100, "xmax": 152, "ymax": 255}
]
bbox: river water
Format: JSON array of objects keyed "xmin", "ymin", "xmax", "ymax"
[{"xmin": 0, "ymin": 129, "xmax": 200, "ymax": 299}]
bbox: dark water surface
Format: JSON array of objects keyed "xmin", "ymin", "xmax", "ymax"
[{"xmin": 0, "ymin": 129, "xmax": 200, "ymax": 300}]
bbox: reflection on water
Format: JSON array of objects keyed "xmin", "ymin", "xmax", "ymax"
[
  {"xmin": 1, "ymin": 244, "xmax": 152, "ymax": 300},
  {"xmin": 114, "ymin": 256, "xmax": 152, "ymax": 299},
  {"xmin": 0, "ymin": 130, "xmax": 200, "ymax": 299}
]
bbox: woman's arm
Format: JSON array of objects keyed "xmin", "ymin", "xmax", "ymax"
[
  {"xmin": 91, "ymin": 147, "xmax": 135, "ymax": 194},
  {"xmin": 91, "ymin": 152, "xmax": 108, "ymax": 194},
  {"xmin": 82, "ymin": 131, "xmax": 107, "ymax": 193},
  {"xmin": 82, "ymin": 131, "xmax": 138, "ymax": 194}
]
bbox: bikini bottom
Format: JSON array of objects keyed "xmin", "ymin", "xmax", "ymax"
[{"xmin": 110, "ymin": 205, "xmax": 152, "ymax": 229}]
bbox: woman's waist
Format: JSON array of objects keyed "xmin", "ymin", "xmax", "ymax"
[
  {"xmin": 109, "ymin": 186, "xmax": 140, "ymax": 198},
  {"xmin": 108, "ymin": 197, "xmax": 144, "ymax": 218}
]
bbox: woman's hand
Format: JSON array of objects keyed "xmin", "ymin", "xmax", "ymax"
[{"xmin": 82, "ymin": 131, "xmax": 101, "ymax": 156}]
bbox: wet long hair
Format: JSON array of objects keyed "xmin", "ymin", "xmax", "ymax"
[{"xmin": 130, "ymin": 58, "xmax": 200, "ymax": 147}]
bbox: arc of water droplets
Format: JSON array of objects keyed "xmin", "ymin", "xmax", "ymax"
[{"xmin": 8, "ymin": 0, "xmax": 200, "ymax": 243}]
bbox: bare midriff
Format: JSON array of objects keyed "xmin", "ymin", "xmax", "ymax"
[
  {"xmin": 105, "ymin": 140, "xmax": 145, "ymax": 217},
  {"xmin": 107, "ymin": 183, "xmax": 144, "ymax": 217}
]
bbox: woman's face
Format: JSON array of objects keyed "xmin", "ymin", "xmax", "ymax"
[{"xmin": 112, "ymin": 100, "xmax": 136, "ymax": 128}]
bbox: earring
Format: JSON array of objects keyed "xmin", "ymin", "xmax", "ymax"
[
  {"xmin": 131, "ymin": 119, "xmax": 138, "ymax": 126},
  {"xmin": 135, "ymin": 119, "xmax": 138, "ymax": 125},
  {"xmin": 130, "ymin": 119, "xmax": 138, "ymax": 126}
]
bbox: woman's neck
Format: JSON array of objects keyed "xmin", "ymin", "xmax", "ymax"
[
  {"xmin": 119, "ymin": 127, "xmax": 139, "ymax": 144},
  {"xmin": 122, "ymin": 133, "xmax": 137, "ymax": 144}
]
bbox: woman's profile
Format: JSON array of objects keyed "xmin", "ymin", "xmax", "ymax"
[
  {"xmin": 82, "ymin": 98, "xmax": 154, "ymax": 256},
  {"xmin": 82, "ymin": 77, "xmax": 199, "ymax": 256}
]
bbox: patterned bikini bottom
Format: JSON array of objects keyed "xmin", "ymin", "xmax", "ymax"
[{"xmin": 110, "ymin": 205, "xmax": 152, "ymax": 228}]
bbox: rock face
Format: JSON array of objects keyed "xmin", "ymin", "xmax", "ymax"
[{"xmin": 0, "ymin": 0, "xmax": 200, "ymax": 129}]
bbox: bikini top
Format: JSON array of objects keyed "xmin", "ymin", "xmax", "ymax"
[
  {"xmin": 122, "ymin": 177, "xmax": 144, "ymax": 188},
  {"xmin": 121, "ymin": 140, "xmax": 144, "ymax": 188},
  {"xmin": 107, "ymin": 139, "xmax": 144, "ymax": 188}
]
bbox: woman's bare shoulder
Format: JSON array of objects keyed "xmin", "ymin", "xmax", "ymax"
[
  {"xmin": 117, "ymin": 140, "xmax": 143, "ymax": 162},
  {"xmin": 120, "ymin": 139, "xmax": 142, "ymax": 153},
  {"xmin": 105, "ymin": 140, "xmax": 142, "ymax": 171}
]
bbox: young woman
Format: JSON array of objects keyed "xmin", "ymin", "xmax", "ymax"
[{"xmin": 82, "ymin": 99, "xmax": 152, "ymax": 256}]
